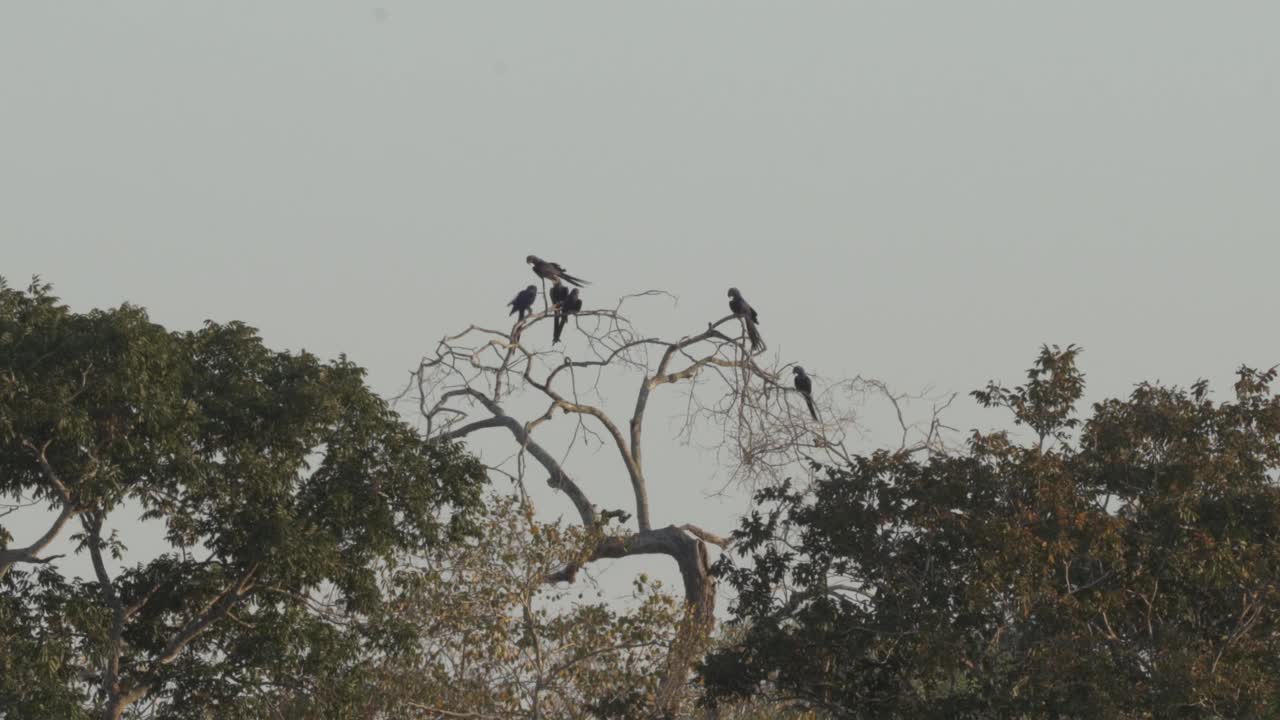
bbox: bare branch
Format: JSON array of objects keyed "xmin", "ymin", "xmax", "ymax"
[
  {"xmin": 0, "ymin": 498, "xmax": 80, "ymax": 579},
  {"xmin": 632, "ymin": 315, "xmax": 740, "ymax": 475},
  {"xmin": 679, "ymin": 524, "xmax": 732, "ymax": 549},
  {"xmin": 434, "ymin": 388, "xmax": 593, "ymax": 528},
  {"xmin": 523, "ymin": 364, "xmax": 650, "ymax": 530}
]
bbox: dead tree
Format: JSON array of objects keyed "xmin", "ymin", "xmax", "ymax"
[{"xmin": 400, "ymin": 291, "xmax": 951, "ymax": 715}]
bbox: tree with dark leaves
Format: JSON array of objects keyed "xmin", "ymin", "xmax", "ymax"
[
  {"xmin": 704, "ymin": 346, "xmax": 1280, "ymax": 719},
  {"xmin": 0, "ymin": 278, "xmax": 486, "ymax": 720}
]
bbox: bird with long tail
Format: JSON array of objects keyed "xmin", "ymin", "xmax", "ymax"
[{"xmin": 727, "ymin": 287, "xmax": 764, "ymax": 352}]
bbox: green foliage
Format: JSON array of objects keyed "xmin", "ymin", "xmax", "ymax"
[
  {"xmin": 704, "ymin": 347, "xmax": 1280, "ymax": 719},
  {"xmin": 0, "ymin": 278, "xmax": 487, "ymax": 718},
  {"xmin": 343, "ymin": 494, "xmax": 683, "ymax": 719}
]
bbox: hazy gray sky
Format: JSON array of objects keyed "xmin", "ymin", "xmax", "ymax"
[{"xmin": 4, "ymin": 3, "xmax": 1279, "ymax": 594}]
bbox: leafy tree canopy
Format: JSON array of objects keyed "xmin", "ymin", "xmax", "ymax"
[
  {"xmin": 0, "ymin": 278, "xmax": 487, "ymax": 719},
  {"xmin": 704, "ymin": 346, "xmax": 1280, "ymax": 719}
]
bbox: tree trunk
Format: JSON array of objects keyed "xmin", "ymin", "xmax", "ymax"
[
  {"xmin": 656, "ymin": 539, "xmax": 715, "ymax": 717},
  {"xmin": 590, "ymin": 525, "xmax": 717, "ymax": 716}
]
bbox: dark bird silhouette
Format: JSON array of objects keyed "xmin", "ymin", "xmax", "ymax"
[
  {"xmin": 508, "ymin": 285, "xmax": 538, "ymax": 321},
  {"xmin": 793, "ymin": 366, "xmax": 818, "ymax": 420},
  {"xmin": 554, "ymin": 288, "xmax": 582, "ymax": 344},
  {"xmin": 527, "ymin": 255, "xmax": 590, "ymax": 288},
  {"xmin": 550, "ymin": 281, "xmax": 570, "ymax": 308},
  {"xmin": 727, "ymin": 287, "xmax": 763, "ymax": 352},
  {"xmin": 549, "ymin": 281, "xmax": 570, "ymax": 343}
]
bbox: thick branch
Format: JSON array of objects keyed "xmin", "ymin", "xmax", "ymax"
[
  {"xmin": 0, "ymin": 499, "xmax": 78, "ymax": 579},
  {"xmin": 525, "ymin": 370, "xmax": 651, "ymax": 531},
  {"xmin": 155, "ymin": 564, "xmax": 259, "ymax": 666},
  {"xmin": 679, "ymin": 524, "xmax": 732, "ymax": 549},
  {"xmin": 102, "ymin": 686, "xmax": 151, "ymax": 720},
  {"xmin": 101, "ymin": 565, "xmax": 257, "ymax": 718},
  {"xmin": 84, "ymin": 513, "xmax": 126, "ymax": 720},
  {"xmin": 98, "ymin": 560, "xmax": 259, "ymax": 720},
  {"xmin": 438, "ymin": 389, "xmax": 594, "ymax": 528},
  {"xmin": 1, "ymin": 442, "xmax": 82, "ymax": 579},
  {"xmin": 548, "ymin": 524, "xmax": 714, "ymax": 604},
  {"xmin": 21, "ymin": 438, "xmax": 73, "ymax": 500},
  {"xmin": 545, "ymin": 524, "xmax": 717, "ymax": 714}
]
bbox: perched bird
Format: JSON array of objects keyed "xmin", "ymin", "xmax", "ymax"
[
  {"xmin": 527, "ymin": 255, "xmax": 590, "ymax": 288},
  {"xmin": 554, "ymin": 288, "xmax": 582, "ymax": 344},
  {"xmin": 727, "ymin": 287, "xmax": 763, "ymax": 352},
  {"xmin": 550, "ymin": 280, "xmax": 570, "ymax": 308},
  {"xmin": 793, "ymin": 366, "xmax": 818, "ymax": 420},
  {"xmin": 549, "ymin": 281, "xmax": 571, "ymax": 343},
  {"xmin": 508, "ymin": 285, "xmax": 538, "ymax": 321}
]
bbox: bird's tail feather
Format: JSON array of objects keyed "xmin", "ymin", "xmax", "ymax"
[
  {"xmin": 553, "ymin": 315, "xmax": 564, "ymax": 343},
  {"xmin": 561, "ymin": 273, "xmax": 590, "ymax": 287},
  {"xmin": 804, "ymin": 393, "xmax": 818, "ymax": 421},
  {"xmin": 747, "ymin": 321, "xmax": 764, "ymax": 352}
]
